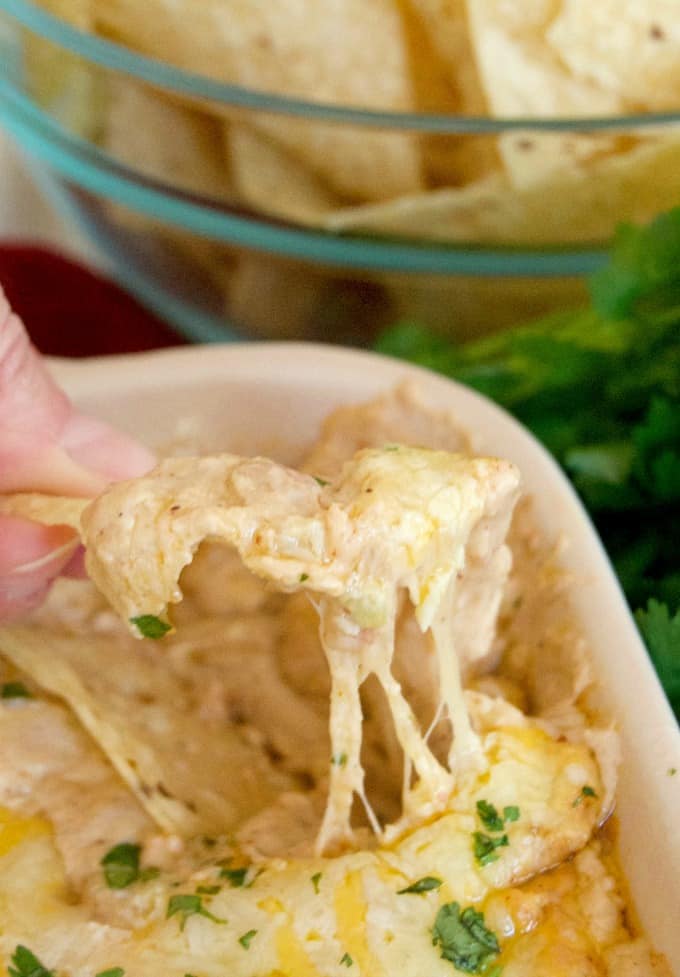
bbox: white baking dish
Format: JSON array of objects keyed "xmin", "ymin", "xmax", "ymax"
[{"xmin": 51, "ymin": 342, "xmax": 680, "ymax": 967}]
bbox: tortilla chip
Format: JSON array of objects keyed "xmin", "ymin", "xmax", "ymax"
[
  {"xmin": 23, "ymin": 0, "xmax": 102, "ymax": 138},
  {"xmin": 463, "ymin": 1, "xmax": 627, "ymax": 187},
  {"xmin": 327, "ymin": 133, "xmax": 680, "ymax": 245},
  {"xmin": 94, "ymin": 0, "xmax": 423, "ymax": 202},
  {"xmin": 0, "ymin": 626, "xmax": 295, "ymax": 836},
  {"xmin": 227, "ymin": 124, "xmax": 337, "ymax": 224},
  {"xmin": 399, "ymin": 0, "xmax": 501, "ymax": 186},
  {"xmin": 547, "ymin": 1, "xmax": 680, "ymax": 112},
  {"xmin": 104, "ymin": 76, "xmax": 232, "ymax": 200},
  {"xmin": 0, "ymin": 493, "xmax": 87, "ymax": 531}
]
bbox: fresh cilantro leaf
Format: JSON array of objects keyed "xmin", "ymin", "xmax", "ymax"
[
  {"xmin": 332, "ymin": 752, "xmax": 348, "ymax": 767},
  {"xmin": 129, "ymin": 614, "xmax": 171, "ymax": 639},
  {"xmin": 196, "ymin": 884, "xmax": 221, "ymax": 895},
  {"xmin": 340, "ymin": 952, "xmax": 354, "ymax": 967},
  {"xmin": 0, "ymin": 682, "xmax": 31, "ymax": 699},
  {"xmin": 8, "ymin": 946, "xmax": 54, "ymax": 977},
  {"xmin": 313, "ymin": 476, "xmax": 329, "ymax": 487},
  {"xmin": 311, "ymin": 871, "xmax": 322, "ymax": 894},
  {"xmin": 475, "ymin": 800, "xmax": 504, "ymax": 832},
  {"xmin": 219, "ymin": 866, "xmax": 248, "ymax": 887},
  {"xmin": 398, "ymin": 876, "xmax": 443, "ymax": 894},
  {"xmin": 432, "ymin": 902, "xmax": 500, "ymax": 974},
  {"xmin": 473, "ymin": 832, "xmax": 509, "ymax": 866},
  {"xmin": 636, "ymin": 599, "xmax": 680, "ymax": 715},
  {"xmin": 101, "ymin": 843, "xmax": 141, "ymax": 889},
  {"xmin": 166, "ymin": 893, "xmax": 226, "ymax": 930},
  {"xmin": 590, "ymin": 208, "xmax": 680, "ymax": 319},
  {"xmin": 95, "ymin": 969, "xmax": 125, "ymax": 977},
  {"xmin": 239, "ymin": 929, "xmax": 257, "ymax": 949},
  {"xmin": 299, "ymin": 573, "xmax": 309, "ymax": 582}
]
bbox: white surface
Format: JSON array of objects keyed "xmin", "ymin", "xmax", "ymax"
[
  {"xmin": 51, "ymin": 342, "xmax": 680, "ymax": 971},
  {"xmin": 0, "ymin": 129, "xmax": 90, "ymax": 256}
]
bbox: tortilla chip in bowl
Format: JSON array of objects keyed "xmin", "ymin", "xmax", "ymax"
[{"xmin": 3, "ymin": 1, "xmax": 680, "ymax": 341}]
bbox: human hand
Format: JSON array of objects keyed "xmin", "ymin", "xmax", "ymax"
[{"xmin": 0, "ymin": 286, "xmax": 155, "ymax": 620}]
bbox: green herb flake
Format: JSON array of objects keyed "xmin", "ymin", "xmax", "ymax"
[
  {"xmin": 311, "ymin": 871, "xmax": 323, "ymax": 894},
  {"xmin": 299, "ymin": 573, "xmax": 309, "ymax": 582},
  {"xmin": 94, "ymin": 969, "xmax": 125, "ymax": 977},
  {"xmin": 101, "ymin": 842, "xmax": 141, "ymax": 889},
  {"xmin": 669, "ymin": 767, "xmax": 678, "ymax": 776},
  {"xmin": 502, "ymin": 806, "xmax": 520, "ymax": 823},
  {"xmin": 129, "ymin": 614, "xmax": 172, "ymax": 640},
  {"xmin": 313, "ymin": 476, "xmax": 329, "ymax": 487},
  {"xmin": 8, "ymin": 946, "xmax": 54, "ymax": 977},
  {"xmin": 196, "ymin": 884, "xmax": 221, "ymax": 895},
  {"xmin": 432, "ymin": 902, "xmax": 501, "ymax": 974},
  {"xmin": 239, "ymin": 929, "xmax": 258, "ymax": 949},
  {"xmin": 0, "ymin": 682, "xmax": 31, "ymax": 700},
  {"xmin": 166, "ymin": 893, "xmax": 226, "ymax": 931},
  {"xmin": 572, "ymin": 785, "xmax": 598, "ymax": 807},
  {"xmin": 398, "ymin": 876, "xmax": 443, "ymax": 894},
  {"xmin": 220, "ymin": 866, "xmax": 248, "ymax": 887},
  {"xmin": 340, "ymin": 952, "xmax": 354, "ymax": 967},
  {"xmin": 473, "ymin": 832, "xmax": 509, "ymax": 867},
  {"xmin": 476, "ymin": 800, "xmax": 504, "ymax": 833},
  {"xmin": 332, "ymin": 752, "xmax": 348, "ymax": 767},
  {"xmin": 138, "ymin": 866, "xmax": 160, "ymax": 882}
]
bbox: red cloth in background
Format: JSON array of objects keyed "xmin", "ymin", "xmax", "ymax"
[{"xmin": 0, "ymin": 245, "xmax": 185, "ymax": 356}]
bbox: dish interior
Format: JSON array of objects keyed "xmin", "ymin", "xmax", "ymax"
[{"xmin": 50, "ymin": 342, "xmax": 680, "ymax": 968}]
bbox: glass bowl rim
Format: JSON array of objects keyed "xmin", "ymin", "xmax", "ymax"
[
  {"xmin": 1, "ymin": 77, "xmax": 611, "ymax": 276},
  {"xmin": 4, "ymin": 0, "xmax": 680, "ymax": 133}
]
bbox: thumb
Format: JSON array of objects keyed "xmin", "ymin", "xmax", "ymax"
[{"xmin": 0, "ymin": 285, "xmax": 154, "ymax": 496}]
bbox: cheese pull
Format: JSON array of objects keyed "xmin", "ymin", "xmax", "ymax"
[{"xmin": 1, "ymin": 446, "xmax": 520, "ymax": 851}]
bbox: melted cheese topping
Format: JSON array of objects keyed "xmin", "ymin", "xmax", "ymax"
[{"xmin": 79, "ymin": 446, "xmax": 520, "ymax": 851}]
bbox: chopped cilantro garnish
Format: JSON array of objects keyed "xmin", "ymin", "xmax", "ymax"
[
  {"xmin": 313, "ymin": 476, "xmax": 329, "ymax": 487},
  {"xmin": 8, "ymin": 946, "xmax": 53, "ymax": 977},
  {"xmin": 1, "ymin": 682, "xmax": 31, "ymax": 699},
  {"xmin": 432, "ymin": 902, "xmax": 500, "ymax": 974},
  {"xmin": 220, "ymin": 866, "xmax": 248, "ymax": 887},
  {"xmin": 311, "ymin": 871, "xmax": 323, "ymax": 894},
  {"xmin": 476, "ymin": 800, "xmax": 504, "ymax": 833},
  {"xmin": 669, "ymin": 767, "xmax": 678, "ymax": 776},
  {"xmin": 473, "ymin": 831, "xmax": 509, "ymax": 866},
  {"xmin": 196, "ymin": 884, "xmax": 221, "ymax": 895},
  {"xmin": 101, "ymin": 842, "xmax": 141, "ymax": 889},
  {"xmin": 398, "ymin": 876, "xmax": 443, "ymax": 894},
  {"xmin": 300, "ymin": 573, "xmax": 309, "ymax": 582},
  {"xmin": 502, "ymin": 805, "xmax": 520, "ymax": 823},
  {"xmin": 166, "ymin": 893, "xmax": 226, "ymax": 930},
  {"xmin": 239, "ymin": 929, "xmax": 258, "ymax": 949},
  {"xmin": 572, "ymin": 785, "xmax": 598, "ymax": 807},
  {"xmin": 332, "ymin": 752, "xmax": 348, "ymax": 767},
  {"xmin": 94, "ymin": 969, "xmax": 125, "ymax": 977},
  {"xmin": 129, "ymin": 614, "xmax": 171, "ymax": 639},
  {"xmin": 340, "ymin": 952, "xmax": 354, "ymax": 967}
]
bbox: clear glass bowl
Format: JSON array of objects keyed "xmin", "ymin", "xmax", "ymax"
[{"xmin": 2, "ymin": 0, "xmax": 680, "ymax": 343}]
